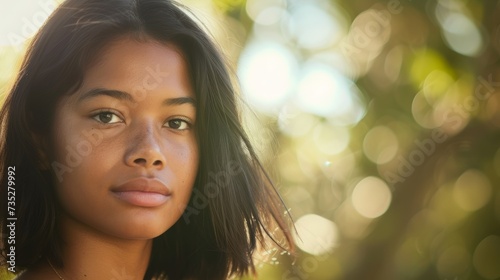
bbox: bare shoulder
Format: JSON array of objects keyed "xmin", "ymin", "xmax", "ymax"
[
  {"xmin": 11, "ymin": 271, "xmax": 26, "ymax": 280},
  {"xmin": 13, "ymin": 270, "xmax": 35, "ymax": 280},
  {"xmin": 12, "ymin": 266, "xmax": 54, "ymax": 280}
]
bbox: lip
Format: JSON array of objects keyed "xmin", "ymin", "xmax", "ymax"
[{"xmin": 111, "ymin": 177, "xmax": 171, "ymax": 207}]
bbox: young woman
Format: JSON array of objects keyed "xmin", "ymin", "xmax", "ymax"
[{"xmin": 0, "ymin": 0, "xmax": 293, "ymax": 279}]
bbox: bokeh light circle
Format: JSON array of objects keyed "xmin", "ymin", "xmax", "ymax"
[
  {"xmin": 363, "ymin": 126, "xmax": 399, "ymax": 164},
  {"xmin": 293, "ymin": 214, "xmax": 339, "ymax": 255},
  {"xmin": 453, "ymin": 169, "xmax": 492, "ymax": 212},
  {"xmin": 473, "ymin": 235, "xmax": 500, "ymax": 279},
  {"xmin": 352, "ymin": 176, "xmax": 392, "ymax": 219},
  {"xmin": 238, "ymin": 41, "xmax": 298, "ymax": 112}
]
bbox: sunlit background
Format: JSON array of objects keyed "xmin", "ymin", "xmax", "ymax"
[{"xmin": 1, "ymin": 0, "xmax": 500, "ymax": 279}]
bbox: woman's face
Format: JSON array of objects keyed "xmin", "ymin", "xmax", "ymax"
[{"xmin": 49, "ymin": 37, "xmax": 198, "ymax": 239}]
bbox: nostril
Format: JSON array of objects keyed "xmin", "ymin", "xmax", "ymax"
[
  {"xmin": 134, "ymin": 158, "xmax": 147, "ymax": 165},
  {"xmin": 132, "ymin": 158, "xmax": 162, "ymax": 167}
]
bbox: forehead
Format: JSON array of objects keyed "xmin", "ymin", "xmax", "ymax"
[{"xmin": 80, "ymin": 36, "xmax": 192, "ymax": 97}]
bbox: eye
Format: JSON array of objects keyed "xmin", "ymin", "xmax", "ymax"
[
  {"xmin": 92, "ymin": 111, "xmax": 122, "ymax": 124},
  {"xmin": 165, "ymin": 118, "xmax": 191, "ymax": 130}
]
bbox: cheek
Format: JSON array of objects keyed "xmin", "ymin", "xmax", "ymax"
[
  {"xmin": 173, "ymin": 137, "xmax": 199, "ymax": 191},
  {"xmin": 50, "ymin": 115, "xmax": 121, "ymax": 212},
  {"xmin": 168, "ymin": 137, "xmax": 199, "ymax": 210},
  {"xmin": 51, "ymin": 127, "xmax": 121, "ymax": 187},
  {"xmin": 51, "ymin": 138, "xmax": 119, "ymax": 213},
  {"xmin": 167, "ymin": 130, "xmax": 198, "ymax": 164}
]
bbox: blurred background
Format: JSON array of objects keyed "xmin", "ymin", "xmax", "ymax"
[{"xmin": 1, "ymin": 0, "xmax": 500, "ymax": 279}]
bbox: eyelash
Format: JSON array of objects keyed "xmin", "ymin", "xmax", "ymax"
[{"xmin": 90, "ymin": 110, "xmax": 193, "ymax": 131}]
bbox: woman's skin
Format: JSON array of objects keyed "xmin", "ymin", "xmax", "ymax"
[{"xmin": 17, "ymin": 36, "xmax": 199, "ymax": 279}]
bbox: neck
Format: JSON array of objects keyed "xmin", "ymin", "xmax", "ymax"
[{"xmin": 54, "ymin": 214, "xmax": 153, "ymax": 280}]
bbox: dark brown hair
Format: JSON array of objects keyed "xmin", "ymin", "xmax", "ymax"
[{"xmin": 0, "ymin": 0, "xmax": 293, "ymax": 279}]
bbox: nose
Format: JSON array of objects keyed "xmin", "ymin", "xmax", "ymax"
[{"xmin": 124, "ymin": 123, "xmax": 166, "ymax": 170}]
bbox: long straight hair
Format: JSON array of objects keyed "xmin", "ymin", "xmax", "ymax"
[{"xmin": 0, "ymin": 0, "xmax": 293, "ymax": 279}]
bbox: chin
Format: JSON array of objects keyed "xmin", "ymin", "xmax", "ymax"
[
  {"xmin": 113, "ymin": 225, "xmax": 169, "ymax": 240},
  {"xmin": 103, "ymin": 216, "xmax": 174, "ymax": 240}
]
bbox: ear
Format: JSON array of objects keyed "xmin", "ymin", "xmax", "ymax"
[{"xmin": 31, "ymin": 132, "xmax": 51, "ymax": 171}]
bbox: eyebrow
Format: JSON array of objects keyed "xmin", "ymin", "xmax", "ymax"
[{"xmin": 77, "ymin": 88, "xmax": 196, "ymax": 107}]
